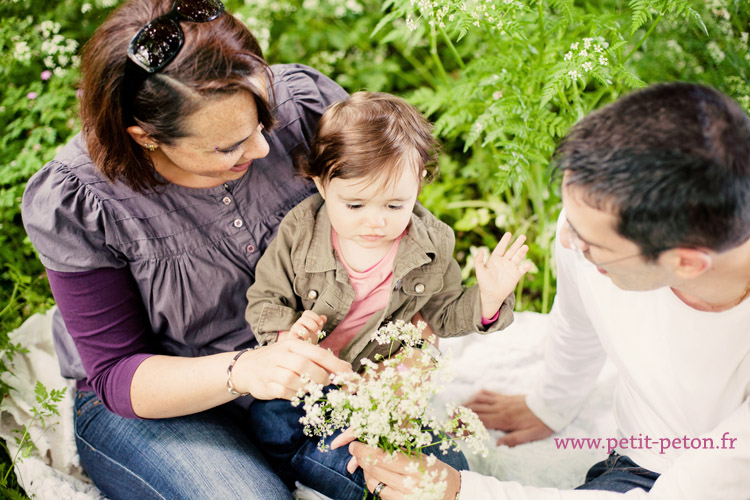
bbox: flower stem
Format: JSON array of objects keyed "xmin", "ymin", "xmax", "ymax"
[
  {"xmin": 430, "ymin": 23, "xmax": 449, "ymax": 83},
  {"xmin": 439, "ymin": 26, "xmax": 465, "ymax": 70},
  {"xmin": 623, "ymin": 12, "xmax": 663, "ymax": 65}
]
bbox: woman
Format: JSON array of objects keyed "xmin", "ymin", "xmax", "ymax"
[{"xmin": 21, "ymin": 0, "xmax": 354, "ymax": 498}]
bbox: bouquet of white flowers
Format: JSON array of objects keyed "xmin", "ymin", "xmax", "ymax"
[{"xmin": 292, "ymin": 320, "xmax": 489, "ymax": 500}]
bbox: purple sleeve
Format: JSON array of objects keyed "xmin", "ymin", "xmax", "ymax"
[{"xmin": 47, "ymin": 267, "xmax": 155, "ymax": 419}]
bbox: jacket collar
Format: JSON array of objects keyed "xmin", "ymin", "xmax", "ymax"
[{"xmin": 304, "ymin": 194, "xmax": 338, "ymax": 273}]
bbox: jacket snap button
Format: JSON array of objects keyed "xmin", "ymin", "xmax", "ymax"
[
  {"xmin": 414, "ymin": 283, "xmax": 425, "ymax": 293},
  {"xmin": 307, "ymin": 290, "xmax": 319, "ymax": 300}
]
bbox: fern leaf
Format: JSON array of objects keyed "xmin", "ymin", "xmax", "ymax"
[{"xmin": 629, "ymin": 0, "xmax": 651, "ymax": 35}]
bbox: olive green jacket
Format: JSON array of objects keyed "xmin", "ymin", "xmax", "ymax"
[{"xmin": 245, "ymin": 194, "xmax": 514, "ymax": 369}]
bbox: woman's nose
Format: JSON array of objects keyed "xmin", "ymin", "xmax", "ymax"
[{"xmin": 243, "ymin": 129, "xmax": 270, "ymax": 160}]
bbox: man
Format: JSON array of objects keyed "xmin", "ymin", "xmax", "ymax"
[{"xmin": 340, "ymin": 82, "xmax": 750, "ymax": 499}]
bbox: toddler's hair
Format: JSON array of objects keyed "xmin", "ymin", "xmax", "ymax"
[{"xmin": 298, "ymin": 91, "xmax": 439, "ymax": 188}]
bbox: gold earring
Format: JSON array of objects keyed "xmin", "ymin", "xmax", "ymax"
[{"xmin": 143, "ymin": 143, "xmax": 155, "ymax": 151}]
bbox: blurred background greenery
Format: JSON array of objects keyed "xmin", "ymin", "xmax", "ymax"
[{"xmin": 1, "ymin": 0, "xmax": 747, "ymax": 496}]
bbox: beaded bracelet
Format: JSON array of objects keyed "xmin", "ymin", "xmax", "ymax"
[{"xmin": 226, "ymin": 348, "xmax": 251, "ymax": 396}]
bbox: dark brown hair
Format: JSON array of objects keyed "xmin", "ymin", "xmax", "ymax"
[
  {"xmin": 297, "ymin": 91, "xmax": 439, "ymax": 190},
  {"xmin": 554, "ymin": 82, "xmax": 750, "ymax": 258},
  {"xmin": 79, "ymin": 0, "xmax": 274, "ymax": 192}
]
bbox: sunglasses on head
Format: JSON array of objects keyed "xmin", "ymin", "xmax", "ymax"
[{"xmin": 127, "ymin": 0, "xmax": 225, "ymax": 74}]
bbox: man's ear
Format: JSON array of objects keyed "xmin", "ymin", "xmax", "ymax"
[
  {"xmin": 662, "ymin": 248, "xmax": 712, "ymax": 279},
  {"xmin": 312, "ymin": 176, "xmax": 326, "ymax": 200}
]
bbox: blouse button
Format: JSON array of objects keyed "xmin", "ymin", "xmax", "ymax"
[
  {"xmin": 414, "ymin": 283, "xmax": 426, "ymax": 294},
  {"xmin": 246, "ymin": 244, "xmax": 255, "ymax": 253},
  {"xmin": 222, "ymin": 196, "xmax": 232, "ymax": 205},
  {"xmin": 233, "ymin": 218, "xmax": 243, "ymax": 228},
  {"xmin": 307, "ymin": 290, "xmax": 319, "ymax": 300}
]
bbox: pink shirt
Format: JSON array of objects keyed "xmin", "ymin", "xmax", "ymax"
[{"xmin": 319, "ymin": 229, "xmax": 403, "ymax": 356}]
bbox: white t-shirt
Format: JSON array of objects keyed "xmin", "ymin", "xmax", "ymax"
[{"xmin": 460, "ymin": 214, "xmax": 750, "ymax": 499}]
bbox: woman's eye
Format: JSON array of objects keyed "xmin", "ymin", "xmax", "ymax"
[{"xmin": 218, "ymin": 145, "xmax": 240, "ymax": 155}]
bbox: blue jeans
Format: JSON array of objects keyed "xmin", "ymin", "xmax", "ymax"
[
  {"xmin": 249, "ymin": 397, "xmax": 470, "ymax": 500},
  {"xmin": 74, "ymin": 391, "xmax": 291, "ymax": 500},
  {"xmin": 576, "ymin": 451, "xmax": 660, "ymax": 493}
]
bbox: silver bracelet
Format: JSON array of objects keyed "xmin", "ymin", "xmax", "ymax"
[{"xmin": 226, "ymin": 348, "xmax": 251, "ymax": 396}]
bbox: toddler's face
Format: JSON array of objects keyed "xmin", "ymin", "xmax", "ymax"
[{"xmin": 315, "ymin": 165, "xmax": 420, "ymax": 253}]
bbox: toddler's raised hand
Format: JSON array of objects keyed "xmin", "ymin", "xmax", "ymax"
[
  {"xmin": 475, "ymin": 232, "xmax": 532, "ymax": 319},
  {"xmin": 281, "ymin": 310, "xmax": 327, "ymax": 344}
]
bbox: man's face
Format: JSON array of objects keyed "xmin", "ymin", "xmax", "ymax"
[{"xmin": 560, "ymin": 175, "xmax": 671, "ymax": 291}]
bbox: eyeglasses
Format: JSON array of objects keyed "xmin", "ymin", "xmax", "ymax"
[
  {"xmin": 127, "ymin": 0, "xmax": 225, "ymax": 73},
  {"xmin": 562, "ymin": 216, "xmax": 645, "ymax": 267}
]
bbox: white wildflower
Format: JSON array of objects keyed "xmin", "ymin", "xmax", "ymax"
[
  {"xmin": 13, "ymin": 41, "xmax": 31, "ymax": 62},
  {"xmin": 707, "ymin": 41, "xmax": 725, "ymax": 63},
  {"xmin": 296, "ymin": 320, "xmax": 489, "ymax": 490}
]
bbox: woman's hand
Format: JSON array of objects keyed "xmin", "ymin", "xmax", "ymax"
[
  {"xmin": 463, "ymin": 390, "xmax": 553, "ymax": 446},
  {"xmin": 344, "ymin": 441, "xmax": 461, "ymax": 500},
  {"xmin": 475, "ymin": 232, "xmax": 532, "ymax": 319},
  {"xmin": 233, "ymin": 338, "xmax": 350, "ymax": 400}
]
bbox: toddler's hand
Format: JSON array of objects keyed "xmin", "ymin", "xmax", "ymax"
[
  {"xmin": 283, "ymin": 310, "xmax": 327, "ymax": 344},
  {"xmin": 476, "ymin": 232, "xmax": 532, "ymax": 318}
]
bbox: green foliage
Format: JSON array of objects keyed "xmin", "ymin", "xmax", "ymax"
[
  {"xmin": 233, "ymin": 0, "xmax": 748, "ymax": 313},
  {"xmin": 0, "ymin": 0, "xmax": 116, "ymax": 496},
  {"xmin": 1, "ymin": 382, "xmax": 66, "ymax": 496}
]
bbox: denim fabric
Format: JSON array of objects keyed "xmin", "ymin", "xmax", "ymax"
[
  {"xmin": 74, "ymin": 391, "xmax": 292, "ymax": 500},
  {"xmin": 575, "ymin": 451, "xmax": 660, "ymax": 493},
  {"xmin": 249, "ymin": 397, "xmax": 470, "ymax": 500}
]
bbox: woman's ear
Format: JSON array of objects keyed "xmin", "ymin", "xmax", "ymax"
[
  {"xmin": 126, "ymin": 125, "xmax": 157, "ymax": 150},
  {"xmin": 312, "ymin": 177, "xmax": 326, "ymax": 199},
  {"xmin": 662, "ymin": 248, "xmax": 712, "ymax": 280}
]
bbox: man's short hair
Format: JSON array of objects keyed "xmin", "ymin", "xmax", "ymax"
[{"xmin": 554, "ymin": 82, "xmax": 750, "ymax": 259}]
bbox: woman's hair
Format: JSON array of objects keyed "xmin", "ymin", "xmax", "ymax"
[
  {"xmin": 79, "ymin": 0, "xmax": 274, "ymax": 192},
  {"xmin": 297, "ymin": 91, "xmax": 439, "ymax": 189}
]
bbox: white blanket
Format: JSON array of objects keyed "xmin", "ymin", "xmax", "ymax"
[{"xmin": 0, "ymin": 309, "xmax": 616, "ymax": 499}]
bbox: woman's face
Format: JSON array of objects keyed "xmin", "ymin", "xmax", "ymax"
[{"xmin": 150, "ymin": 90, "xmax": 270, "ymax": 188}]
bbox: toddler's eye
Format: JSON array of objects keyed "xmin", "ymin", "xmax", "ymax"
[
  {"xmin": 346, "ymin": 204, "xmax": 363, "ymax": 210},
  {"xmin": 387, "ymin": 204, "xmax": 404, "ymax": 210}
]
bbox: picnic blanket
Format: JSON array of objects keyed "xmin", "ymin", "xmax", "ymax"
[{"xmin": 0, "ymin": 308, "xmax": 617, "ymax": 499}]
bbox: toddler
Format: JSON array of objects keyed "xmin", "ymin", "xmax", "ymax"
[{"xmin": 244, "ymin": 91, "xmax": 531, "ymax": 497}]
